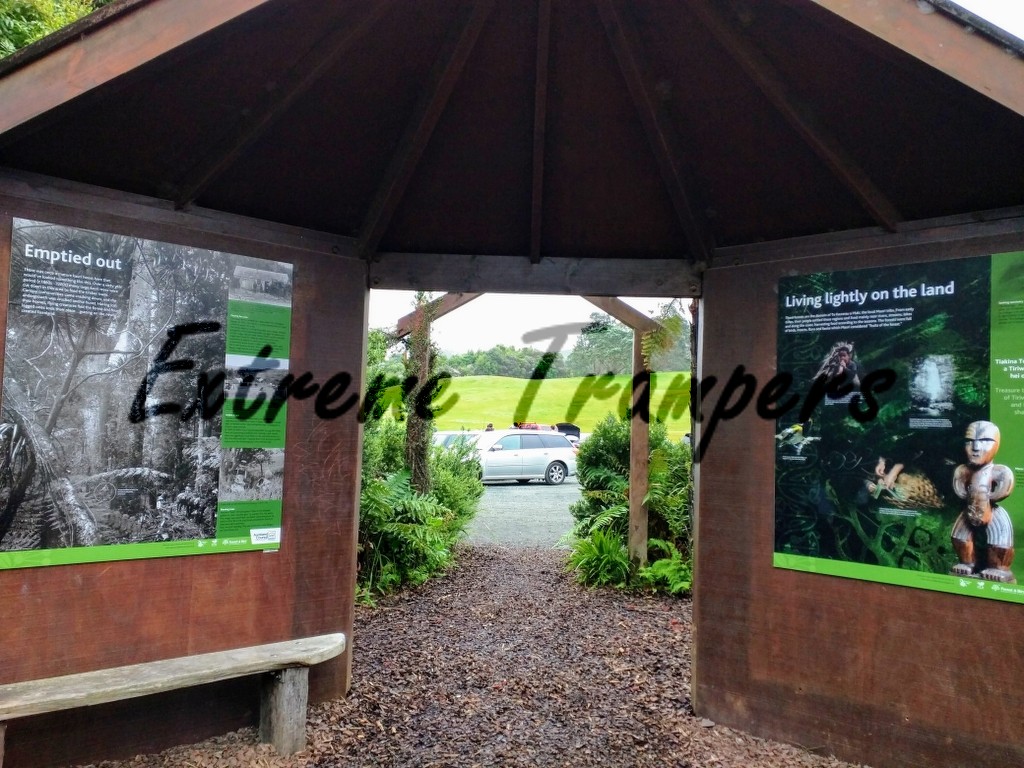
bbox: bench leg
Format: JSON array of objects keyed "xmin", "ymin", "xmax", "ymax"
[
  {"xmin": 259, "ymin": 667, "xmax": 309, "ymax": 755},
  {"xmin": 1, "ymin": 722, "xmax": 5, "ymax": 768}
]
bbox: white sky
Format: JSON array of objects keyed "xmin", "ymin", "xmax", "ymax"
[
  {"xmin": 952, "ymin": 1, "xmax": 1024, "ymax": 39},
  {"xmin": 368, "ymin": 291, "xmax": 685, "ymax": 354}
]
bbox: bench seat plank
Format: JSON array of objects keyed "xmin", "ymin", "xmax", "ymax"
[{"xmin": 0, "ymin": 633, "xmax": 345, "ymax": 721}]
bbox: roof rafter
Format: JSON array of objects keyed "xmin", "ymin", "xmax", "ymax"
[
  {"xmin": 810, "ymin": 0, "xmax": 1024, "ymax": 118},
  {"xmin": 595, "ymin": 0, "xmax": 713, "ymax": 267},
  {"xmin": 357, "ymin": 0, "xmax": 495, "ymax": 262},
  {"xmin": 691, "ymin": 1, "xmax": 903, "ymax": 232},
  {"xmin": 393, "ymin": 292, "xmax": 483, "ymax": 340},
  {"xmin": 583, "ymin": 295, "xmax": 661, "ymax": 333},
  {"xmin": 171, "ymin": 0, "xmax": 397, "ymax": 209},
  {"xmin": 0, "ymin": 0, "xmax": 274, "ymax": 138},
  {"xmin": 530, "ymin": 0, "xmax": 553, "ymax": 264}
]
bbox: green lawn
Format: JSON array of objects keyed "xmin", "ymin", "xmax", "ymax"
[{"xmin": 421, "ymin": 372, "xmax": 692, "ymax": 440}]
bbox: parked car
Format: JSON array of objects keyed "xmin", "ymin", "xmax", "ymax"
[
  {"xmin": 474, "ymin": 429, "xmax": 577, "ymax": 485},
  {"xmin": 556, "ymin": 422, "xmax": 581, "ymax": 439}
]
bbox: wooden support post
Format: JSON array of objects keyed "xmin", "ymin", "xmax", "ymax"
[
  {"xmin": 259, "ymin": 667, "xmax": 309, "ymax": 755},
  {"xmin": 628, "ymin": 329, "xmax": 650, "ymax": 567}
]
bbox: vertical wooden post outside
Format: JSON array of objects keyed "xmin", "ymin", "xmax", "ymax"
[
  {"xmin": 259, "ymin": 667, "xmax": 310, "ymax": 755},
  {"xmin": 628, "ymin": 329, "xmax": 651, "ymax": 567}
]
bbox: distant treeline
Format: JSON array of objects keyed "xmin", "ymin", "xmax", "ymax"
[{"xmin": 373, "ymin": 309, "xmax": 692, "ymax": 380}]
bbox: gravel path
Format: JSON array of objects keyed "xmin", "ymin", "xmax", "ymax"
[
  {"xmin": 465, "ymin": 479, "xmax": 578, "ymax": 546},
  {"xmin": 83, "ymin": 546, "xmax": 869, "ymax": 768}
]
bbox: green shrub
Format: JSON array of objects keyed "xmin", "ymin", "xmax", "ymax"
[
  {"xmin": 567, "ymin": 413, "xmax": 693, "ymax": 591},
  {"xmin": 0, "ymin": 0, "xmax": 96, "ymax": 57},
  {"xmin": 429, "ymin": 439, "xmax": 483, "ymax": 536},
  {"xmin": 646, "ymin": 438, "xmax": 693, "ymax": 546},
  {"xmin": 361, "ymin": 416, "xmax": 407, "ymax": 485},
  {"xmin": 358, "ymin": 470, "xmax": 453, "ymax": 600},
  {"xmin": 566, "ymin": 529, "xmax": 630, "ymax": 587},
  {"xmin": 570, "ymin": 414, "xmax": 690, "ymax": 545},
  {"xmin": 357, "ymin": 417, "xmax": 483, "ymax": 603}
]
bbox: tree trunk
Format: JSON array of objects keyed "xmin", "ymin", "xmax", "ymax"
[
  {"xmin": 3, "ymin": 377, "xmax": 98, "ymax": 547},
  {"xmin": 405, "ymin": 309, "xmax": 432, "ymax": 495}
]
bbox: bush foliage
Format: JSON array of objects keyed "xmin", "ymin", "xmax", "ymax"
[
  {"xmin": 0, "ymin": 0, "xmax": 104, "ymax": 57},
  {"xmin": 358, "ymin": 415, "xmax": 483, "ymax": 603},
  {"xmin": 566, "ymin": 414, "xmax": 693, "ymax": 594}
]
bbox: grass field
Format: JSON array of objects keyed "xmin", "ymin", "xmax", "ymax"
[{"xmin": 419, "ymin": 372, "xmax": 692, "ymax": 440}]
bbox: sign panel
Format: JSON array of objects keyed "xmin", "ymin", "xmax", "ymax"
[
  {"xmin": 0, "ymin": 219, "xmax": 293, "ymax": 568},
  {"xmin": 774, "ymin": 252, "xmax": 1024, "ymax": 602}
]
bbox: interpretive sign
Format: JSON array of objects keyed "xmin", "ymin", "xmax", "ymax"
[
  {"xmin": 774, "ymin": 253, "xmax": 1024, "ymax": 602},
  {"xmin": 0, "ymin": 219, "xmax": 293, "ymax": 568}
]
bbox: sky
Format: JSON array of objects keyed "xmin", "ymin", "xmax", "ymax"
[
  {"xmin": 952, "ymin": 1, "xmax": 1024, "ymax": 39},
  {"xmin": 368, "ymin": 291, "xmax": 686, "ymax": 354}
]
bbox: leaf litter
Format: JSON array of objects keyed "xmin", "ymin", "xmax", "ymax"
[{"xmin": 81, "ymin": 545, "xmax": 869, "ymax": 768}]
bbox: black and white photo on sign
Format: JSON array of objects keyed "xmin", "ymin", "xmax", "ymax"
[
  {"xmin": 0, "ymin": 220, "xmax": 241, "ymax": 552},
  {"xmin": 229, "ymin": 262, "xmax": 293, "ymax": 306},
  {"xmin": 219, "ymin": 447, "xmax": 286, "ymax": 502}
]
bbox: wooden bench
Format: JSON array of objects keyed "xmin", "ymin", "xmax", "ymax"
[{"xmin": 0, "ymin": 632, "xmax": 346, "ymax": 765}]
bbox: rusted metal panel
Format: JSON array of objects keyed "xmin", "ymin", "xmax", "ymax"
[{"xmin": 694, "ymin": 224, "xmax": 1024, "ymax": 768}]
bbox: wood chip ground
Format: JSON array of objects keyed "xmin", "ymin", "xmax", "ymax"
[{"xmin": 80, "ymin": 545, "xmax": 870, "ymax": 768}]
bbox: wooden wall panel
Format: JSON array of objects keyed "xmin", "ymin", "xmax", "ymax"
[
  {"xmin": 0, "ymin": 178, "xmax": 365, "ymax": 766},
  {"xmin": 694, "ymin": 225, "xmax": 1024, "ymax": 768}
]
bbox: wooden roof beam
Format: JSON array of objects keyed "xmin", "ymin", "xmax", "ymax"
[
  {"xmin": 810, "ymin": 0, "xmax": 1024, "ymax": 119},
  {"xmin": 0, "ymin": 0, "xmax": 274, "ymax": 137},
  {"xmin": 691, "ymin": 1, "xmax": 903, "ymax": 232},
  {"xmin": 393, "ymin": 292, "xmax": 483, "ymax": 340},
  {"xmin": 530, "ymin": 0, "xmax": 553, "ymax": 264},
  {"xmin": 582, "ymin": 295, "xmax": 661, "ymax": 334},
  {"xmin": 171, "ymin": 1, "xmax": 397, "ymax": 209},
  {"xmin": 595, "ymin": 0, "xmax": 713, "ymax": 268},
  {"xmin": 357, "ymin": 0, "xmax": 495, "ymax": 262}
]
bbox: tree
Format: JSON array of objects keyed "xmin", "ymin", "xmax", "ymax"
[
  {"xmin": 566, "ymin": 313, "xmax": 632, "ymax": 376},
  {"xmin": 0, "ymin": 0, "xmax": 100, "ymax": 57},
  {"xmin": 403, "ymin": 293, "xmax": 434, "ymax": 494},
  {"xmin": 1, "ymin": 222, "xmax": 231, "ymax": 550},
  {"xmin": 644, "ymin": 300, "xmax": 692, "ymax": 373}
]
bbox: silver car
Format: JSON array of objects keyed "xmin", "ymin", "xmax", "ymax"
[{"xmin": 475, "ymin": 429, "xmax": 578, "ymax": 485}]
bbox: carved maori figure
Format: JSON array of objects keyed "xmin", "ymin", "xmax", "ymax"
[{"xmin": 950, "ymin": 421, "xmax": 1016, "ymax": 582}]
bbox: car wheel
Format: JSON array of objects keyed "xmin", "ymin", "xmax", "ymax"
[
  {"xmin": 516, "ymin": 479, "xmax": 531, "ymax": 484},
  {"xmin": 544, "ymin": 462, "xmax": 566, "ymax": 485}
]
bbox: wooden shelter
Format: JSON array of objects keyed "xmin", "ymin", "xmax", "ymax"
[{"xmin": 0, "ymin": 0, "xmax": 1022, "ymax": 765}]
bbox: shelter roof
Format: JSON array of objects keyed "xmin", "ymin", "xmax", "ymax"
[{"xmin": 0, "ymin": 0, "xmax": 1022, "ymax": 278}]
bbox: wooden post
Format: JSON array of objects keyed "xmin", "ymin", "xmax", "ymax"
[
  {"xmin": 259, "ymin": 667, "xmax": 309, "ymax": 755},
  {"xmin": 628, "ymin": 329, "xmax": 650, "ymax": 567}
]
